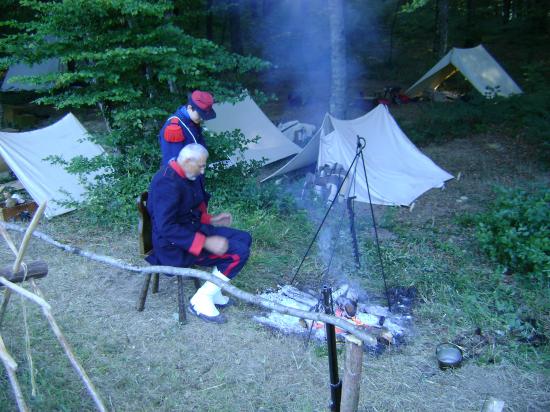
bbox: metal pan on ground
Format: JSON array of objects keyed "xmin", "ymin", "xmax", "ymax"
[{"xmin": 436, "ymin": 342, "xmax": 464, "ymax": 370}]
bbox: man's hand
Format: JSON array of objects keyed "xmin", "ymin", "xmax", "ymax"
[
  {"xmin": 210, "ymin": 212, "xmax": 232, "ymax": 227},
  {"xmin": 204, "ymin": 235, "xmax": 229, "ymax": 255}
]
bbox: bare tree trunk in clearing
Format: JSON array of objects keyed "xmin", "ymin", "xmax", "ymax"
[
  {"xmin": 206, "ymin": 0, "xmax": 214, "ymax": 40},
  {"xmin": 329, "ymin": 0, "xmax": 347, "ymax": 119},
  {"xmin": 228, "ymin": 0, "xmax": 244, "ymax": 55},
  {"xmin": 435, "ymin": 0, "xmax": 449, "ymax": 57}
]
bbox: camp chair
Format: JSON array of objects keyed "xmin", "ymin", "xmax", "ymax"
[{"xmin": 136, "ymin": 191, "xmax": 201, "ymax": 323}]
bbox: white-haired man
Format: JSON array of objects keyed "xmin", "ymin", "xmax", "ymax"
[{"xmin": 145, "ymin": 143, "xmax": 252, "ymax": 323}]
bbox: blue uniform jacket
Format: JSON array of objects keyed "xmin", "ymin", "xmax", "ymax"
[
  {"xmin": 158, "ymin": 106, "xmax": 206, "ymax": 167},
  {"xmin": 146, "ymin": 160, "xmax": 214, "ymax": 268}
]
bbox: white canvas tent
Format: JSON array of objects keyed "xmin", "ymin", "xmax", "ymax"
[
  {"xmin": 406, "ymin": 45, "xmax": 522, "ymax": 98},
  {"xmin": 205, "ymin": 96, "xmax": 301, "ymax": 165},
  {"xmin": 1, "ymin": 58, "xmax": 62, "ymax": 92},
  {"xmin": 264, "ymin": 105, "xmax": 453, "ymax": 206},
  {"xmin": 0, "ymin": 113, "xmax": 104, "ymax": 218}
]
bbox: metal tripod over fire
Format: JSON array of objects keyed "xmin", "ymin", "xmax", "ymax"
[
  {"xmin": 288, "ymin": 136, "xmax": 393, "ymax": 412},
  {"xmin": 289, "ymin": 135, "xmax": 391, "ymax": 310}
]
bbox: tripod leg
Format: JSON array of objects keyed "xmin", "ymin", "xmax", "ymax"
[{"xmin": 347, "ymin": 197, "xmax": 361, "ymax": 270}]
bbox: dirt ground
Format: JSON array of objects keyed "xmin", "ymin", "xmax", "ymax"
[{"xmin": 1, "ymin": 120, "xmax": 549, "ymax": 411}]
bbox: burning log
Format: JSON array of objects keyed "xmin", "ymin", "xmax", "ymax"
[
  {"xmin": 280, "ymin": 284, "xmax": 349, "ymax": 308},
  {"xmin": 254, "ymin": 284, "xmax": 410, "ymax": 351},
  {"xmin": 280, "ymin": 285, "xmax": 318, "ymax": 308}
]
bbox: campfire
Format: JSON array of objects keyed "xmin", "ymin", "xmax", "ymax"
[{"xmin": 253, "ymin": 284, "xmax": 411, "ymax": 352}]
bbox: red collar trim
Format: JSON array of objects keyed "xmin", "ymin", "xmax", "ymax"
[{"xmin": 169, "ymin": 159, "xmax": 186, "ymax": 178}]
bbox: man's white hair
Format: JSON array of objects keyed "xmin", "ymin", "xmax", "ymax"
[{"xmin": 177, "ymin": 143, "xmax": 209, "ymax": 162}]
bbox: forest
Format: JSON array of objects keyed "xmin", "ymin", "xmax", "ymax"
[{"xmin": 0, "ymin": 1, "xmax": 548, "ymax": 411}]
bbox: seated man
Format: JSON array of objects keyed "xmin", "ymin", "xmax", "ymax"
[{"xmin": 145, "ymin": 143, "xmax": 252, "ymax": 324}]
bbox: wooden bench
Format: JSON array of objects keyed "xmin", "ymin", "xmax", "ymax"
[{"xmin": 136, "ymin": 191, "xmax": 200, "ymax": 323}]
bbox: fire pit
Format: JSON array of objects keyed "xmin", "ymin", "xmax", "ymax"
[{"xmin": 253, "ymin": 284, "xmax": 411, "ymax": 352}]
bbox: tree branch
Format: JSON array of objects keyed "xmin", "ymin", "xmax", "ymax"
[{"xmin": 2, "ymin": 222, "xmax": 376, "ymax": 344}]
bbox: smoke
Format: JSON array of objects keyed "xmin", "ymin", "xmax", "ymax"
[
  {"xmin": 276, "ymin": 174, "xmax": 370, "ymax": 291},
  {"xmin": 256, "ymin": 2, "xmax": 391, "ymax": 298},
  {"xmin": 254, "ymin": 1, "xmax": 329, "ymax": 117},
  {"xmin": 251, "ymin": 0, "xmax": 381, "ymax": 123}
]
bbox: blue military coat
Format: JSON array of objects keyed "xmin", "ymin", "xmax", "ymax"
[
  {"xmin": 158, "ymin": 107, "xmax": 206, "ymax": 167},
  {"xmin": 146, "ymin": 160, "xmax": 213, "ymax": 268}
]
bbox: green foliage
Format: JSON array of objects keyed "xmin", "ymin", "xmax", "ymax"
[
  {"xmin": 475, "ymin": 186, "xmax": 549, "ymax": 282},
  {"xmin": 365, "ymin": 213, "xmax": 550, "ymax": 363},
  {"xmin": 400, "ymin": 0, "xmax": 431, "ymax": 14},
  {"xmin": 0, "ymin": 0, "xmax": 269, "ymax": 226},
  {"xmin": 234, "ymin": 205, "xmax": 313, "ymax": 292}
]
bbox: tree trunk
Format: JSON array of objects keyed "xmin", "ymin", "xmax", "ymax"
[
  {"xmin": 206, "ymin": 0, "xmax": 214, "ymax": 41},
  {"xmin": 388, "ymin": 0, "xmax": 403, "ymax": 65},
  {"xmin": 466, "ymin": 0, "xmax": 473, "ymax": 25},
  {"xmin": 328, "ymin": 0, "xmax": 347, "ymax": 119},
  {"xmin": 463, "ymin": 0, "xmax": 477, "ymax": 47},
  {"xmin": 502, "ymin": 0, "xmax": 511, "ymax": 24},
  {"xmin": 435, "ymin": 0, "xmax": 449, "ymax": 57},
  {"xmin": 228, "ymin": 0, "xmax": 243, "ymax": 54},
  {"xmin": 528, "ymin": 0, "xmax": 549, "ymax": 33},
  {"xmin": 0, "ymin": 261, "xmax": 48, "ymax": 283}
]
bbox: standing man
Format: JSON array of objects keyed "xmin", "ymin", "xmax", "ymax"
[
  {"xmin": 159, "ymin": 90, "xmax": 217, "ymax": 167},
  {"xmin": 146, "ymin": 143, "xmax": 251, "ymax": 324}
]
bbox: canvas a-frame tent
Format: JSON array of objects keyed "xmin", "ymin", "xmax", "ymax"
[
  {"xmin": 0, "ymin": 113, "xmax": 104, "ymax": 218},
  {"xmin": 1, "ymin": 58, "xmax": 62, "ymax": 92},
  {"xmin": 263, "ymin": 104, "xmax": 454, "ymax": 207},
  {"xmin": 205, "ymin": 96, "xmax": 301, "ymax": 165},
  {"xmin": 406, "ymin": 45, "xmax": 522, "ymax": 98}
]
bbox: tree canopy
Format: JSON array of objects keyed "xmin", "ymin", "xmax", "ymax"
[
  {"xmin": 1, "ymin": 0, "xmax": 269, "ymax": 223},
  {"xmin": 0, "ymin": 0, "xmax": 548, "ymax": 223}
]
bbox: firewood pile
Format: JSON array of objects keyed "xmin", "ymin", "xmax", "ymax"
[
  {"xmin": 0, "ymin": 180, "xmax": 36, "ymax": 221},
  {"xmin": 253, "ymin": 284, "xmax": 411, "ymax": 352}
]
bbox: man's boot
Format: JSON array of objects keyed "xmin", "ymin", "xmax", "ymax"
[
  {"xmin": 211, "ymin": 267, "xmax": 231, "ymax": 307},
  {"xmin": 189, "ymin": 274, "xmax": 228, "ymax": 324}
]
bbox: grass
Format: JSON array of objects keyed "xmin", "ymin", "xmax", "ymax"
[
  {"xmin": 1, "ymin": 122, "xmax": 549, "ymax": 410},
  {"xmin": 250, "ymin": 125, "xmax": 549, "ymax": 370},
  {"xmin": 353, "ymin": 172, "xmax": 550, "ymax": 371},
  {"xmin": 0, "ymin": 306, "xmax": 98, "ymax": 411}
]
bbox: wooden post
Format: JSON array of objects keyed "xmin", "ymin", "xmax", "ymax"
[
  {"xmin": 0, "ymin": 261, "xmax": 48, "ymax": 283},
  {"xmin": 0, "ymin": 201, "xmax": 46, "ymax": 326},
  {"xmin": 177, "ymin": 276, "xmax": 186, "ymax": 323},
  {"xmin": 341, "ymin": 334, "xmax": 363, "ymax": 412},
  {"xmin": 0, "ymin": 334, "xmax": 28, "ymax": 412},
  {"xmin": 137, "ymin": 273, "xmax": 152, "ymax": 312},
  {"xmin": 30, "ymin": 282, "xmax": 107, "ymax": 412}
]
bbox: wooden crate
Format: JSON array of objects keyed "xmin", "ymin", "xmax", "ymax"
[{"xmin": 0, "ymin": 201, "xmax": 38, "ymax": 221}]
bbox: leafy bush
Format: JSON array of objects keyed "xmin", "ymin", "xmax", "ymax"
[
  {"xmin": 0, "ymin": 0, "xmax": 269, "ymax": 227},
  {"xmin": 476, "ymin": 186, "xmax": 549, "ymax": 282}
]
